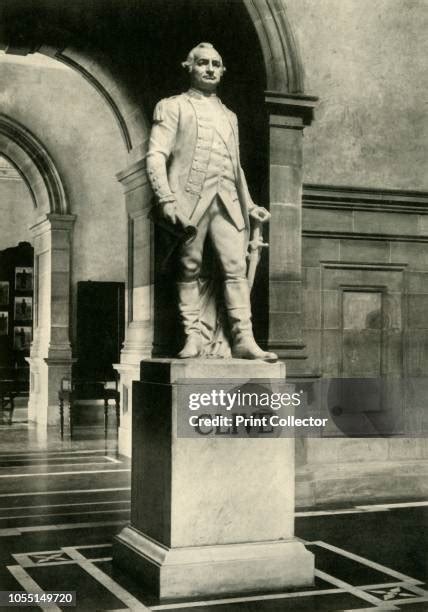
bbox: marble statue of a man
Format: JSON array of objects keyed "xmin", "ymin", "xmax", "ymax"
[{"xmin": 146, "ymin": 42, "xmax": 277, "ymax": 362}]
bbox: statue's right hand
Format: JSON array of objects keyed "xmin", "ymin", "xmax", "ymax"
[{"xmin": 161, "ymin": 200, "xmax": 178, "ymax": 225}]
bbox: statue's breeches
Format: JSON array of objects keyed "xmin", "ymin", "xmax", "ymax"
[{"xmin": 178, "ymin": 197, "xmax": 247, "ymax": 282}]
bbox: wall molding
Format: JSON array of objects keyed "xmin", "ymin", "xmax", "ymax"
[
  {"xmin": 304, "ymin": 230, "xmax": 428, "ymax": 243},
  {"xmin": 321, "ymin": 261, "xmax": 407, "ymax": 272},
  {"xmin": 303, "ymin": 184, "xmax": 428, "ymax": 214}
]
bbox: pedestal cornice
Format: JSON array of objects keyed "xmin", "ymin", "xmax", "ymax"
[{"xmin": 139, "ymin": 357, "xmax": 286, "ymax": 383}]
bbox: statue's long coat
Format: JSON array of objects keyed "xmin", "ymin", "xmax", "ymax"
[{"xmin": 146, "ymin": 89, "xmax": 256, "ymax": 231}]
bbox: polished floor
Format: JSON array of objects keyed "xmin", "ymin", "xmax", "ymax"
[{"xmin": 0, "ymin": 415, "xmax": 426, "ymax": 611}]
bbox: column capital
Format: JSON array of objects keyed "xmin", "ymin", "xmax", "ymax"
[
  {"xmin": 3, "ymin": 41, "xmax": 41, "ymax": 56},
  {"xmin": 265, "ymin": 91, "xmax": 319, "ymax": 126},
  {"xmin": 117, "ymin": 157, "xmax": 149, "ymax": 193},
  {"xmin": 118, "ymin": 157, "xmax": 153, "ymax": 219},
  {"xmin": 29, "ymin": 213, "xmax": 76, "ymax": 236}
]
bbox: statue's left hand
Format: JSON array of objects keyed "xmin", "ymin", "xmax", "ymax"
[{"xmin": 250, "ymin": 206, "xmax": 271, "ymax": 223}]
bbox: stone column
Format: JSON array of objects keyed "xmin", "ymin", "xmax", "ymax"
[
  {"xmin": 266, "ymin": 92, "xmax": 317, "ymax": 363},
  {"xmin": 27, "ymin": 213, "xmax": 75, "ymax": 426},
  {"xmin": 115, "ymin": 158, "xmax": 154, "ymax": 457}
]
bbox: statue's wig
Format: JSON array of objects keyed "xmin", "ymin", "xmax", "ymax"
[{"xmin": 181, "ymin": 42, "xmax": 226, "ymax": 73}]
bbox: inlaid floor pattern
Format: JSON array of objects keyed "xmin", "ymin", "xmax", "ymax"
[{"xmin": 0, "ymin": 431, "xmax": 426, "ymax": 611}]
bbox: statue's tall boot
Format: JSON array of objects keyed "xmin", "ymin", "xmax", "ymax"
[
  {"xmin": 177, "ymin": 281, "xmax": 203, "ymax": 358},
  {"xmin": 224, "ymin": 279, "xmax": 278, "ymax": 362}
]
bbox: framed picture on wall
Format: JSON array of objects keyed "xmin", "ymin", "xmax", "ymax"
[
  {"xmin": 15, "ymin": 267, "xmax": 33, "ymax": 291},
  {"xmin": 14, "ymin": 296, "xmax": 32, "ymax": 321},
  {"xmin": 13, "ymin": 326, "xmax": 32, "ymax": 350},
  {"xmin": 0, "ymin": 312, "xmax": 8, "ymax": 336},
  {"xmin": 0, "ymin": 282, "xmax": 9, "ymax": 306}
]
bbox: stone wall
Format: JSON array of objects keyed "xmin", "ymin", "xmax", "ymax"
[
  {"xmin": 295, "ymin": 185, "xmax": 428, "ymax": 507},
  {"xmin": 282, "ymin": 0, "xmax": 428, "ymax": 506},
  {"xmin": 286, "ymin": 0, "xmax": 428, "ymax": 190}
]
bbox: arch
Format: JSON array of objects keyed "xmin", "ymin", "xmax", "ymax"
[
  {"xmin": 0, "ymin": 113, "xmax": 73, "ymax": 427},
  {"xmin": 1, "ymin": 43, "xmax": 148, "ymax": 157},
  {"xmin": 7, "ymin": 37, "xmax": 149, "ymax": 156},
  {"xmin": 44, "ymin": 44, "xmax": 149, "ymax": 155},
  {"xmin": 0, "ymin": 0, "xmax": 302, "ymax": 153},
  {"xmin": 55, "ymin": 50, "xmax": 133, "ymax": 153},
  {"xmin": 243, "ymin": 0, "xmax": 304, "ymax": 93},
  {"xmin": 0, "ymin": 114, "xmax": 68, "ymax": 214}
]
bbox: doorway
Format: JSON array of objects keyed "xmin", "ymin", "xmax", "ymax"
[{"xmin": 0, "ymin": 156, "xmax": 35, "ymax": 425}]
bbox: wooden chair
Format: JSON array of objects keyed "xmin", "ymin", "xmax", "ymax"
[{"xmin": 58, "ymin": 375, "xmax": 120, "ymax": 438}]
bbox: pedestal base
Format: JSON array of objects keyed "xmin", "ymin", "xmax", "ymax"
[
  {"xmin": 114, "ymin": 526, "xmax": 314, "ymax": 600},
  {"xmin": 113, "ymin": 358, "xmax": 315, "ymax": 600}
]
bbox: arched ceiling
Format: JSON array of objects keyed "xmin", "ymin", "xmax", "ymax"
[{"xmin": 0, "ymin": 0, "xmax": 304, "ymax": 158}]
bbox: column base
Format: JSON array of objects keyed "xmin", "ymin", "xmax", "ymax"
[
  {"xmin": 114, "ymin": 526, "xmax": 314, "ymax": 601},
  {"xmin": 27, "ymin": 355, "xmax": 73, "ymax": 426},
  {"xmin": 114, "ymin": 360, "xmax": 149, "ymax": 458}
]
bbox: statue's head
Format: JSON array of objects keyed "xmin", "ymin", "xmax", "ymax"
[{"xmin": 182, "ymin": 42, "xmax": 225, "ymax": 93}]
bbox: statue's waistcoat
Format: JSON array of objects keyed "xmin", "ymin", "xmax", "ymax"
[{"xmin": 184, "ymin": 93, "xmax": 243, "ymax": 227}]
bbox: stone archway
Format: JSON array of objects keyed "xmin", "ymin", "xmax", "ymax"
[
  {"xmin": 243, "ymin": 0, "xmax": 304, "ymax": 93},
  {"xmin": 0, "ymin": 114, "xmax": 74, "ymax": 426},
  {"xmin": 0, "ymin": 114, "xmax": 67, "ymax": 214}
]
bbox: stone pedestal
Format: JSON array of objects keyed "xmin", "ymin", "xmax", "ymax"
[{"xmin": 113, "ymin": 358, "xmax": 314, "ymax": 600}]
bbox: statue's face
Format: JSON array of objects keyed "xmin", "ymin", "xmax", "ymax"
[{"xmin": 190, "ymin": 47, "xmax": 223, "ymax": 92}]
